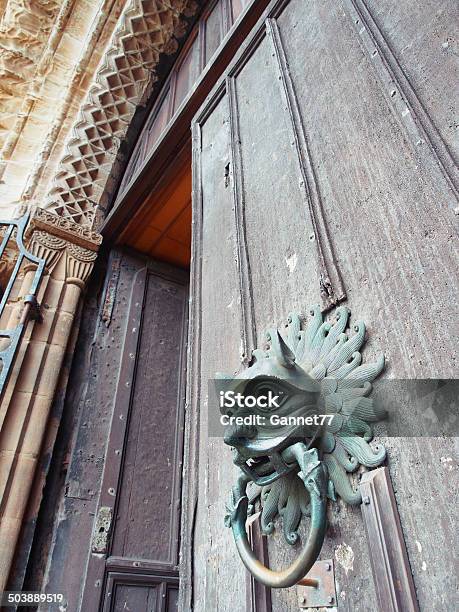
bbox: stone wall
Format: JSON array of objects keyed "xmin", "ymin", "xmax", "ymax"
[{"xmin": 0, "ymin": 0, "xmax": 127, "ymax": 219}]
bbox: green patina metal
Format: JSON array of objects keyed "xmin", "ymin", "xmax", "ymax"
[{"xmin": 219, "ymin": 305, "xmax": 387, "ymax": 588}]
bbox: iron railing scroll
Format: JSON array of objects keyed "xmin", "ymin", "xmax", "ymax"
[{"xmin": 0, "ymin": 213, "xmax": 45, "ymax": 400}]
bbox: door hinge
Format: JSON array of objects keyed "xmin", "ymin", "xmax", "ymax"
[{"xmin": 91, "ymin": 506, "xmax": 112, "ymax": 554}]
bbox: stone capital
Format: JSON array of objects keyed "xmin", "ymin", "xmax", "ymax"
[
  {"xmin": 25, "ymin": 208, "xmax": 102, "ymax": 252},
  {"xmin": 23, "ymin": 208, "xmax": 101, "ymax": 284}
]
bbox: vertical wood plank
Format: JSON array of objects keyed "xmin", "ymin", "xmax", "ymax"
[
  {"xmin": 188, "ymin": 90, "xmax": 248, "ymax": 612},
  {"xmin": 178, "ymin": 121, "xmax": 204, "ymax": 612},
  {"xmin": 81, "ymin": 265, "xmax": 149, "ymax": 611},
  {"xmin": 231, "ymin": 29, "xmax": 322, "ymax": 338},
  {"xmin": 110, "ymin": 274, "xmax": 188, "ymax": 564}
]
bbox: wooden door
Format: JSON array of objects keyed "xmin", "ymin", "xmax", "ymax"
[
  {"xmin": 82, "ymin": 256, "xmax": 188, "ymax": 611},
  {"xmin": 182, "ymin": 0, "xmax": 458, "ymax": 610}
]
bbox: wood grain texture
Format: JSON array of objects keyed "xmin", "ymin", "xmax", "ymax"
[
  {"xmin": 112, "ymin": 583, "xmax": 159, "ymax": 611},
  {"xmin": 360, "ymin": 467, "xmax": 419, "ymax": 612},
  {"xmin": 178, "ymin": 121, "xmax": 204, "ymax": 612},
  {"xmin": 377, "ymin": 436, "xmax": 458, "ymax": 610},
  {"xmin": 191, "ymin": 92, "xmax": 249, "ymax": 612},
  {"xmin": 119, "ymin": 155, "xmax": 192, "ymax": 268},
  {"xmin": 102, "ymin": 569, "xmax": 178, "ymax": 612},
  {"xmin": 266, "ymin": 16, "xmax": 346, "ymax": 309},
  {"xmin": 276, "ymin": 1, "xmax": 458, "ymax": 608},
  {"xmin": 278, "ymin": 0, "xmax": 458, "ymax": 378},
  {"xmin": 187, "ymin": 0, "xmax": 458, "ymax": 610},
  {"xmin": 81, "ymin": 263, "xmax": 151, "ymax": 611},
  {"xmin": 82, "ymin": 258, "xmax": 188, "ymax": 611},
  {"xmin": 231, "ymin": 30, "xmax": 322, "ymax": 341},
  {"xmin": 357, "ymin": 0, "xmax": 458, "ymax": 189},
  {"xmin": 34, "ymin": 251, "xmax": 145, "ymax": 611},
  {"xmin": 110, "ymin": 273, "xmax": 188, "ymax": 564}
]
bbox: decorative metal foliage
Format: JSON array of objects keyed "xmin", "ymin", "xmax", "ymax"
[{"xmin": 231, "ymin": 305, "xmax": 387, "ymax": 545}]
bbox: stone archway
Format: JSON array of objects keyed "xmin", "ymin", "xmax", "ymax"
[
  {"xmin": 0, "ymin": 0, "xmax": 199, "ymax": 592},
  {"xmin": 0, "ymin": 0, "xmax": 199, "ymax": 225}
]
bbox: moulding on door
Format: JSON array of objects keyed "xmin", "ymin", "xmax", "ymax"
[
  {"xmin": 360, "ymin": 466, "xmax": 420, "ymax": 612},
  {"xmin": 266, "ymin": 17, "xmax": 346, "ymax": 311},
  {"xmin": 343, "ymin": 0, "xmax": 459, "ymax": 201},
  {"xmin": 227, "ymin": 75, "xmax": 257, "ymax": 360}
]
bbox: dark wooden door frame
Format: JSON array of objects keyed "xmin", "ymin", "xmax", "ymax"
[
  {"xmin": 101, "ymin": 0, "xmax": 272, "ymax": 243},
  {"xmin": 81, "ymin": 253, "xmax": 189, "ymax": 611}
]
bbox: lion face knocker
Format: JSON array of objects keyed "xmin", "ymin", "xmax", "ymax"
[{"xmin": 217, "ymin": 305, "xmax": 387, "ymax": 588}]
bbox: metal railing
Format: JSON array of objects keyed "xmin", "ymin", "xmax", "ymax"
[{"xmin": 0, "ymin": 213, "xmax": 45, "ymax": 399}]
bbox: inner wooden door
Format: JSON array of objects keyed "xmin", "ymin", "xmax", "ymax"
[{"xmin": 81, "ymin": 256, "xmax": 189, "ymax": 611}]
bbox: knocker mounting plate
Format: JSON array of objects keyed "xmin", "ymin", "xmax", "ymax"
[{"xmin": 297, "ymin": 559, "xmax": 337, "ymax": 608}]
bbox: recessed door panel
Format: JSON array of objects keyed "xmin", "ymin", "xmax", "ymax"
[{"xmin": 81, "ymin": 256, "xmax": 188, "ymax": 612}]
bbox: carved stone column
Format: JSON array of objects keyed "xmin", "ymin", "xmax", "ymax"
[{"xmin": 0, "ymin": 208, "xmax": 101, "ymax": 591}]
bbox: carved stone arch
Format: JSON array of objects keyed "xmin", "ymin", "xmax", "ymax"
[{"xmin": 44, "ymin": 0, "xmax": 199, "ymax": 227}]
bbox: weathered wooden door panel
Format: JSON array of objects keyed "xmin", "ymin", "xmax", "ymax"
[
  {"xmin": 186, "ymin": 0, "xmax": 458, "ymax": 610},
  {"xmin": 276, "ymin": 0, "xmax": 457, "ymax": 377},
  {"xmin": 35, "ymin": 251, "xmax": 150, "ymax": 611},
  {"xmin": 232, "ymin": 31, "xmax": 325, "ymax": 328},
  {"xmin": 110, "ymin": 271, "xmax": 187, "ymax": 564},
  {"xmin": 103, "ymin": 569, "xmax": 179, "ymax": 612},
  {"xmin": 191, "ymin": 94, "xmax": 249, "ymax": 609},
  {"xmin": 82, "ymin": 256, "xmax": 188, "ymax": 611},
  {"xmin": 362, "ymin": 0, "xmax": 458, "ymax": 170}
]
